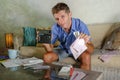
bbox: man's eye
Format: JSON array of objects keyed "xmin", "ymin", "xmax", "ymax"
[
  {"xmin": 61, "ymin": 16, "xmax": 64, "ymax": 18},
  {"xmin": 55, "ymin": 18, "xmax": 59, "ymax": 21}
]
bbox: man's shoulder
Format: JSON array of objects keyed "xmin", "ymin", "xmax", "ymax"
[
  {"xmin": 72, "ymin": 18, "xmax": 85, "ymax": 25},
  {"xmin": 72, "ymin": 18, "xmax": 86, "ymax": 27},
  {"xmin": 72, "ymin": 18, "xmax": 81, "ymax": 22},
  {"xmin": 73, "ymin": 18, "xmax": 87, "ymax": 26}
]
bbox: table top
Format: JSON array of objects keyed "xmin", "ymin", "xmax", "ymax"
[{"xmin": 0, "ymin": 63, "xmax": 102, "ymax": 80}]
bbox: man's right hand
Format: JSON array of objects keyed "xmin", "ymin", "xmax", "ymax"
[
  {"xmin": 42, "ymin": 43, "xmax": 54, "ymax": 52},
  {"xmin": 79, "ymin": 33, "xmax": 90, "ymax": 43},
  {"xmin": 43, "ymin": 52, "xmax": 59, "ymax": 63}
]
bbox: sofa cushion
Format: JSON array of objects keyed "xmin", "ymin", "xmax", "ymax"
[
  {"xmin": 59, "ymin": 57, "xmax": 76, "ymax": 64},
  {"xmin": 20, "ymin": 46, "xmax": 46, "ymax": 59},
  {"xmin": 36, "ymin": 27, "xmax": 60, "ymax": 47}
]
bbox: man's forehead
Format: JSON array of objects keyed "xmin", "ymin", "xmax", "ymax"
[{"xmin": 54, "ymin": 10, "xmax": 69, "ymax": 17}]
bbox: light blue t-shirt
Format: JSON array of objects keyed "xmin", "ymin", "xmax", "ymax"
[{"xmin": 51, "ymin": 18, "xmax": 90, "ymax": 55}]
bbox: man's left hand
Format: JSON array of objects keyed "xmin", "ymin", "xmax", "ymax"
[{"xmin": 79, "ymin": 33, "xmax": 90, "ymax": 43}]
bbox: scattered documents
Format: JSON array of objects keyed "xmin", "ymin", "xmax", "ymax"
[
  {"xmin": 70, "ymin": 71, "xmax": 86, "ymax": 80},
  {"xmin": 1, "ymin": 59, "xmax": 20, "ymax": 68},
  {"xmin": 58, "ymin": 66, "xmax": 72, "ymax": 78},
  {"xmin": 25, "ymin": 64, "xmax": 50, "ymax": 70},
  {"xmin": 58, "ymin": 65, "xmax": 86, "ymax": 80},
  {"xmin": 22, "ymin": 57, "xmax": 43, "ymax": 66},
  {"xmin": 1, "ymin": 57, "xmax": 43, "ymax": 68},
  {"xmin": 70, "ymin": 38, "xmax": 87, "ymax": 59}
]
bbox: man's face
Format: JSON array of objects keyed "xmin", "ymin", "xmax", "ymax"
[{"xmin": 53, "ymin": 10, "xmax": 72, "ymax": 30}]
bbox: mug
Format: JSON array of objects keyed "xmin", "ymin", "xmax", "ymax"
[{"xmin": 8, "ymin": 49, "xmax": 18, "ymax": 59}]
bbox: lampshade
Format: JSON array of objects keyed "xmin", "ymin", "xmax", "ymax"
[{"xmin": 5, "ymin": 33, "xmax": 14, "ymax": 49}]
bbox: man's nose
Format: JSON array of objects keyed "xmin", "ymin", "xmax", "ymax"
[{"xmin": 58, "ymin": 19, "xmax": 64, "ymax": 25}]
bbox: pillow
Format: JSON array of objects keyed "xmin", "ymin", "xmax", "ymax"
[
  {"xmin": 23, "ymin": 27, "xmax": 36, "ymax": 46},
  {"xmin": 112, "ymin": 30, "xmax": 120, "ymax": 49},
  {"xmin": 102, "ymin": 27, "xmax": 120, "ymax": 50},
  {"xmin": 36, "ymin": 27, "xmax": 60, "ymax": 47},
  {"xmin": 36, "ymin": 27, "xmax": 50, "ymax": 47}
]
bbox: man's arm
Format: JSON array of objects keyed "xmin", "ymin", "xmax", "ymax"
[
  {"xmin": 79, "ymin": 33, "xmax": 94, "ymax": 54},
  {"xmin": 42, "ymin": 43, "xmax": 59, "ymax": 63},
  {"xmin": 42, "ymin": 43, "xmax": 54, "ymax": 52},
  {"xmin": 86, "ymin": 42, "xmax": 94, "ymax": 54},
  {"xmin": 78, "ymin": 34, "xmax": 94, "ymax": 70}
]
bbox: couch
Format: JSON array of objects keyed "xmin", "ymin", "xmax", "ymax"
[{"xmin": 19, "ymin": 27, "xmax": 75, "ymax": 64}]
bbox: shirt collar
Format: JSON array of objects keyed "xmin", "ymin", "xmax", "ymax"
[{"xmin": 70, "ymin": 18, "xmax": 76, "ymax": 32}]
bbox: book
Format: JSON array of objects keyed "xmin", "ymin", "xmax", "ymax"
[
  {"xmin": 1, "ymin": 57, "xmax": 43, "ymax": 68},
  {"xmin": 70, "ymin": 71, "xmax": 86, "ymax": 80},
  {"xmin": 70, "ymin": 38, "xmax": 87, "ymax": 59},
  {"xmin": 58, "ymin": 66, "xmax": 71, "ymax": 79}
]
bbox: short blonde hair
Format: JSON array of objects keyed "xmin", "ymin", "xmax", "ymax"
[{"xmin": 52, "ymin": 2, "xmax": 70, "ymax": 15}]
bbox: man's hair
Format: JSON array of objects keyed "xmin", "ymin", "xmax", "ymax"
[{"xmin": 52, "ymin": 2, "xmax": 70, "ymax": 15}]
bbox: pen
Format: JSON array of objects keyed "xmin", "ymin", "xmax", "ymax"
[{"xmin": 72, "ymin": 73, "xmax": 78, "ymax": 80}]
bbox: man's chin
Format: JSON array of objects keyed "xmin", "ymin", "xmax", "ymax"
[{"xmin": 62, "ymin": 26, "xmax": 67, "ymax": 29}]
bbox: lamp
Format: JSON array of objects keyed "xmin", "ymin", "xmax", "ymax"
[{"xmin": 5, "ymin": 33, "xmax": 14, "ymax": 49}]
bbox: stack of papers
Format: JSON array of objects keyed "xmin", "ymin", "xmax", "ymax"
[
  {"xmin": 58, "ymin": 65, "xmax": 72, "ymax": 79},
  {"xmin": 70, "ymin": 71, "xmax": 86, "ymax": 80},
  {"xmin": 25, "ymin": 64, "xmax": 50, "ymax": 70},
  {"xmin": 1, "ymin": 57, "xmax": 43, "ymax": 68},
  {"xmin": 70, "ymin": 38, "xmax": 87, "ymax": 59}
]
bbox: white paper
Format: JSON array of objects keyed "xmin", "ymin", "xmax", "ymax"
[
  {"xmin": 58, "ymin": 66, "xmax": 71, "ymax": 77},
  {"xmin": 1, "ymin": 59, "xmax": 20, "ymax": 68},
  {"xmin": 70, "ymin": 71, "xmax": 86, "ymax": 80},
  {"xmin": 21, "ymin": 57, "xmax": 43, "ymax": 66},
  {"xmin": 70, "ymin": 38, "xmax": 87, "ymax": 59},
  {"xmin": 1, "ymin": 57, "xmax": 43, "ymax": 68}
]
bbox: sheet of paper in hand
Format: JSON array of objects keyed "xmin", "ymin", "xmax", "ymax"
[{"xmin": 70, "ymin": 38, "xmax": 87, "ymax": 59}]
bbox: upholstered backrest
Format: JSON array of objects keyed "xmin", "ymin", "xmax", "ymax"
[{"xmin": 13, "ymin": 27, "xmax": 60, "ymax": 50}]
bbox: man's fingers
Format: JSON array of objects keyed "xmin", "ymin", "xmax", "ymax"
[
  {"xmin": 85, "ymin": 36, "xmax": 91, "ymax": 43},
  {"xmin": 79, "ymin": 33, "xmax": 91, "ymax": 43},
  {"xmin": 79, "ymin": 33, "xmax": 88, "ymax": 38},
  {"xmin": 79, "ymin": 33, "xmax": 85, "ymax": 38}
]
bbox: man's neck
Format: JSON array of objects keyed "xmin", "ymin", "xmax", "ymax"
[
  {"xmin": 64, "ymin": 19, "xmax": 72, "ymax": 33},
  {"xmin": 64, "ymin": 27, "xmax": 71, "ymax": 33}
]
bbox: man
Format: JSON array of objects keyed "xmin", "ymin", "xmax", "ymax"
[{"xmin": 43, "ymin": 2, "xmax": 94, "ymax": 70}]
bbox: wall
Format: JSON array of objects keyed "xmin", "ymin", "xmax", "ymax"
[{"xmin": 0, "ymin": 0, "xmax": 120, "ymax": 48}]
